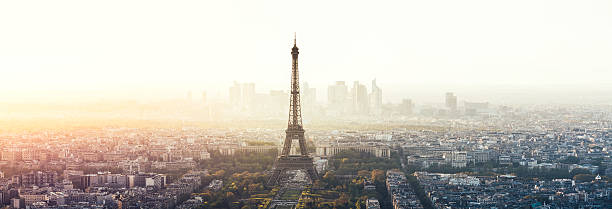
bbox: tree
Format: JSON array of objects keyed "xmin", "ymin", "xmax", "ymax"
[
  {"xmin": 371, "ymin": 169, "xmax": 385, "ymax": 182},
  {"xmin": 323, "ymin": 171, "xmax": 338, "ymax": 186},
  {"xmin": 561, "ymin": 156, "xmax": 580, "ymax": 164},
  {"xmin": 334, "ymin": 193, "xmax": 349, "ymax": 208},
  {"xmin": 225, "ymin": 191, "xmax": 237, "ymax": 203},
  {"xmin": 213, "ymin": 169, "xmax": 226, "ymax": 178},
  {"xmin": 357, "ymin": 170, "xmax": 370, "ymax": 177},
  {"xmin": 574, "ymin": 174, "xmax": 595, "ymax": 182},
  {"xmin": 570, "ymin": 168, "xmax": 591, "ymax": 177}
]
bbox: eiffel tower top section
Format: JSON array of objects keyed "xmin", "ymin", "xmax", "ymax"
[{"xmin": 288, "ymin": 33, "xmax": 303, "ymax": 130}]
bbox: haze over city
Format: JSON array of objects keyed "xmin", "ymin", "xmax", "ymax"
[
  {"xmin": 1, "ymin": 0, "xmax": 611, "ymax": 106},
  {"xmin": 1, "ymin": 1, "xmax": 612, "ymax": 209}
]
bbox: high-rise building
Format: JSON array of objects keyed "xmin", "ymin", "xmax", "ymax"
[
  {"xmin": 352, "ymin": 81, "xmax": 369, "ymax": 114},
  {"xmin": 445, "ymin": 92, "xmax": 457, "ymax": 111},
  {"xmin": 369, "ymin": 79, "xmax": 383, "ymax": 116},
  {"xmin": 400, "ymin": 99, "xmax": 414, "ymax": 115},
  {"xmin": 229, "ymin": 81, "xmax": 242, "ymax": 108},
  {"xmin": 242, "ymin": 83, "xmax": 255, "ymax": 110},
  {"xmin": 327, "ymin": 81, "xmax": 349, "ymax": 115},
  {"xmin": 229, "ymin": 82, "xmax": 255, "ymax": 111},
  {"xmin": 302, "ymin": 82, "xmax": 316, "ymax": 117},
  {"xmin": 268, "ymin": 90, "xmax": 288, "ymax": 116}
]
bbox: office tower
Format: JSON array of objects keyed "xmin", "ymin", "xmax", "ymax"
[
  {"xmin": 268, "ymin": 90, "xmax": 288, "ymax": 116},
  {"xmin": 242, "ymin": 83, "xmax": 255, "ymax": 110},
  {"xmin": 229, "ymin": 82, "xmax": 255, "ymax": 111},
  {"xmin": 327, "ymin": 81, "xmax": 349, "ymax": 115},
  {"xmin": 400, "ymin": 99, "xmax": 414, "ymax": 115},
  {"xmin": 369, "ymin": 79, "xmax": 383, "ymax": 116},
  {"xmin": 445, "ymin": 92, "xmax": 457, "ymax": 111},
  {"xmin": 352, "ymin": 81, "xmax": 369, "ymax": 115},
  {"xmin": 302, "ymin": 82, "xmax": 316, "ymax": 116},
  {"xmin": 229, "ymin": 81, "xmax": 242, "ymax": 108},
  {"xmin": 268, "ymin": 36, "xmax": 318, "ymax": 185}
]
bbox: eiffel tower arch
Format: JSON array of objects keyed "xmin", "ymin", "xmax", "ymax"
[{"xmin": 267, "ymin": 35, "xmax": 319, "ymax": 186}]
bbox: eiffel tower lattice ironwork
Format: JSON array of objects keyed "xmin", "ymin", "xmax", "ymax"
[{"xmin": 267, "ymin": 34, "xmax": 319, "ymax": 185}]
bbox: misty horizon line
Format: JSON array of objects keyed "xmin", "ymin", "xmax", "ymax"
[{"xmin": 2, "ymin": 81, "xmax": 612, "ymax": 105}]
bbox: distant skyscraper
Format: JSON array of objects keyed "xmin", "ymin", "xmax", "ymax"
[
  {"xmin": 352, "ymin": 81, "xmax": 369, "ymax": 114},
  {"xmin": 269, "ymin": 90, "xmax": 288, "ymax": 116},
  {"xmin": 229, "ymin": 81, "xmax": 242, "ymax": 108},
  {"xmin": 400, "ymin": 99, "xmax": 413, "ymax": 115},
  {"xmin": 369, "ymin": 79, "xmax": 383, "ymax": 116},
  {"xmin": 242, "ymin": 83, "xmax": 255, "ymax": 110},
  {"xmin": 229, "ymin": 82, "xmax": 255, "ymax": 111},
  {"xmin": 445, "ymin": 92, "xmax": 457, "ymax": 111},
  {"xmin": 302, "ymin": 82, "xmax": 317, "ymax": 117},
  {"xmin": 327, "ymin": 81, "xmax": 349, "ymax": 115}
]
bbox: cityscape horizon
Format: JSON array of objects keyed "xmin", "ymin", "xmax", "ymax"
[{"xmin": 1, "ymin": 1, "xmax": 611, "ymax": 209}]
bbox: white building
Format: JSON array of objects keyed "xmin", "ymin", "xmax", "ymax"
[
  {"xmin": 366, "ymin": 198, "xmax": 381, "ymax": 209},
  {"xmin": 452, "ymin": 151, "xmax": 467, "ymax": 168},
  {"xmin": 316, "ymin": 144, "xmax": 391, "ymax": 159}
]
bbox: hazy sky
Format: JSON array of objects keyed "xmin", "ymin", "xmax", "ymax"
[{"xmin": 1, "ymin": 0, "xmax": 611, "ymax": 104}]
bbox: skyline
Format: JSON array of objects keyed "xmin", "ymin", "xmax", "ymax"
[
  {"xmin": 1, "ymin": 0, "xmax": 611, "ymax": 105},
  {"xmin": 1, "ymin": 81, "xmax": 611, "ymax": 105},
  {"xmin": 0, "ymin": 2, "xmax": 611, "ymax": 209}
]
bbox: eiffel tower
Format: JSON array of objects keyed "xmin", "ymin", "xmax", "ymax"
[{"xmin": 267, "ymin": 35, "xmax": 319, "ymax": 186}]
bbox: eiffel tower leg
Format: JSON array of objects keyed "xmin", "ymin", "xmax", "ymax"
[
  {"xmin": 267, "ymin": 168, "xmax": 283, "ymax": 186},
  {"xmin": 305, "ymin": 166, "xmax": 319, "ymax": 182}
]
